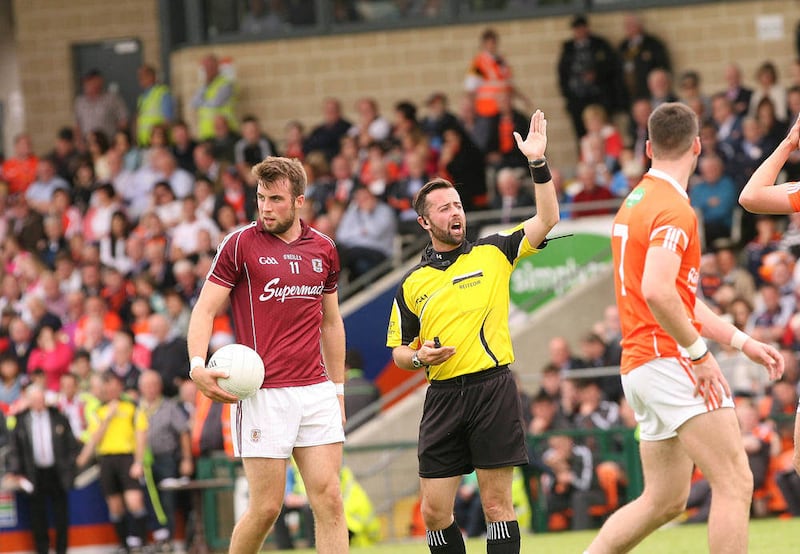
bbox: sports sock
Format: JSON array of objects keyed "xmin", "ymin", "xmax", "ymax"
[
  {"xmin": 130, "ymin": 510, "xmax": 149, "ymax": 545},
  {"xmin": 426, "ymin": 520, "xmax": 466, "ymax": 554},
  {"xmin": 109, "ymin": 513, "xmax": 127, "ymax": 547},
  {"xmin": 486, "ymin": 520, "xmax": 520, "ymax": 554}
]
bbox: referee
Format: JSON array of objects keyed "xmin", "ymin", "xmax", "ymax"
[{"xmin": 387, "ymin": 110, "xmax": 559, "ymax": 554}]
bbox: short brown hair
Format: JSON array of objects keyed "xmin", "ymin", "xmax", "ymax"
[
  {"xmin": 413, "ymin": 178, "xmax": 455, "ymax": 217},
  {"xmin": 251, "ymin": 156, "xmax": 307, "ymax": 199},
  {"xmin": 647, "ymin": 102, "xmax": 698, "ymax": 161}
]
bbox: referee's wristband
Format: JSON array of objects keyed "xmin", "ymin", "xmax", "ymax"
[
  {"xmin": 685, "ymin": 337, "xmax": 708, "ymax": 362},
  {"xmin": 730, "ymin": 330, "xmax": 749, "ymax": 351},
  {"xmin": 529, "ymin": 158, "xmax": 552, "ymax": 184}
]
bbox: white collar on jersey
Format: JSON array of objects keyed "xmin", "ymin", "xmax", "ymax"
[{"xmin": 646, "ymin": 168, "xmax": 688, "ymax": 199}]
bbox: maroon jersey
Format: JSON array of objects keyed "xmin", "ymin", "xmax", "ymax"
[{"xmin": 206, "ymin": 220, "xmax": 339, "ymax": 388}]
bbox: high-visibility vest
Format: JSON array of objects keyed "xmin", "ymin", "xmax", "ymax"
[
  {"xmin": 137, "ymin": 84, "xmax": 171, "ymax": 146},
  {"xmin": 197, "ymin": 75, "xmax": 238, "ymax": 140},
  {"xmin": 191, "ymin": 390, "xmax": 233, "ymax": 458},
  {"xmin": 471, "ymin": 51, "xmax": 512, "ymax": 117}
]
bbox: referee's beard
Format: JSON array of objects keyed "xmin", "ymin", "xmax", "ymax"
[{"xmin": 427, "ymin": 219, "xmax": 465, "ymax": 249}]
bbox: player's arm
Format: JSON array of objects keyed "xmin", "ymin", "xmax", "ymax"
[
  {"xmin": 642, "ymin": 246, "xmax": 730, "ymax": 400},
  {"xmin": 187, "ymin": 280, "xmax": 238, "ymax": 403},
  {"xmin": 513, "ymin": 110, "xmax": 560, "ymax": 249},
  {"xmin": 739, "ymin": 114, "xmax": 800, "ymax": 214},
  {"xmin": 794, "ymin": 412, "xmax": 800, "ymax": 475},
  {"xmin": 694, "ymin": 298, "xmax": 783, "ymax": 381},
  {"xmin": 320, "ymin": 292, "xmax": 346, "ymax": 424}
]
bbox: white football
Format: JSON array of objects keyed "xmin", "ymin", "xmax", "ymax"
[{"xmin": 209, "ymin": 343, "xmax": 265, "ymax": 400}]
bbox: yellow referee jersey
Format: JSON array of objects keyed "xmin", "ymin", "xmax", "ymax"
[
  {"xmin": 387, "ymin": 223, "xmax": 539, "ymax": 380},
  {"xmin": 88, "ymin": 399, "xmax": 148, "ymax": 455}
]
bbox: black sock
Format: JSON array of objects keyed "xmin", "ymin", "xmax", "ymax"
[
  {"xmin": 487, "ymin": 520, "xmax": 520, "ymax": 554},
  {"xmin": 110, "ymin": 514, "xmax": 127, "ymax": 547},
  {"xmin": 426, "ymin": 520, "xmax": 466, "ymax": 554},
  {"xmin": 130, "ymin": 510, "xmax": 149, "ymax": 546}
]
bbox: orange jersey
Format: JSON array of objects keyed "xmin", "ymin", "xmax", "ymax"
[
  {"xmin": 786, "ymin": 182, "xmax": 800, "ymax": 212},
  {"xmin": 470, "ymin": 51, "xmax": 512, "ymax": 117},
  {"xmin": 612, "ymin": 169, "xmax": 702, "ymax": 374}
]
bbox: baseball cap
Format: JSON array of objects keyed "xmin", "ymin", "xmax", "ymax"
[{"xmin": 571, "ymin": 14, "xmax": 588, "ymax": 28}]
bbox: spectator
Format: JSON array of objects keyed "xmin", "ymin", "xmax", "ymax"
[
  {"xmin": 349, "ymin": 97, "xmax": 392, "ymax": 152},
  {"xmin": 73, "ymin": 69, "xmax": 129, "ymax": 141},
  {"xmin": 486, "ymin": 91, "xmax": 530, "ymax": 170},
  {"xmin": 26, "ymin": 324, "xmax": 72, "ymax": 393},
  {"xmin": 0, "ymin": 354, "xmax": 23, "ymax": 407},
  {"xmin": 2, "ymin": 133, "xmax": 39, "ymax": 197},
  {"xmin": 571, "ymin": 162, "xmax": 615, "ymax": 218},
  {"xmin": 47, "ymin": 127, "xmax": 81, "ymax": 183},
  {"xmin": 387, "ymin": 150, "xmax": 428, "ymax": 235},
  {"xmin": 618, "ymin": 12, "xmax": 671, "ymax": 108},
  {"xmin": 714, "ymin": 242, "xmax": 756, "ymax": 304},
  {"xmin": 303, "ymin": 97, "xmax": 352, "ymax": 161},
  {"xmin": 107, "ymin": 329, "xmax": 144, "ymax": 398},
  {"xmin": 210, "ymin": 114, "xmax": 240, "ymax": 164},
  {"xmin": 721, "ymin": 63, "xmax": 753, "ymax": 116},
  {"xmin": 6, "ymin": 384, "xmax": 81, "ymax": 554},
  {"xmin": 580, "ymin": 104, "xmax": 624, "ymax": 169},
  {"xmin": 749, "ymin": 61, "xmax": 788, "ymax": 121},
  {"xmin": 628, "ymin": 98, "xmax": 651, "ymax": 168},
  {"xmin": 57, "ymin": 372, "xmax": 86, "ymax": 439},
  {"xmin": 7, "ymin": 316, "xmax": 35, "ymax": 371},
  {"xmin": 193, "ymin": 141, "xmax": 224, "ymax": 186},
  {"xmin": 135, "ymin": 64, "xmax": 174, "ymax": 148},
  {"xmin": 678, "ymin": 70, "xmax": 711, "ymax": 120},
  {"xmin": 689, "ymin": 155, "xmax": 737, "ymax": 245},
  {"xmin": 137, "ymin": 370, "xmax": 193, "ymax": 552},
  {"xmin": 752, "ymin": 283, "xmax": 791, "ymax": 344},
  {"xmin": 489, "ymin": 167, "xmax": 534, "ymax": 224},
  {"xmin": 336, "ymin": 186, "xmax": 397, "ymax": 281},
  {"xmin": 151, "ymin": 147, "xmax": 195, "ymax": 199},
  {"xmin": 541, "ymin": 433, "xmax": 605, "ymax": 531},
  {"xmin": 558, "ymin": 15, "xmax": 621, "ymax": 140},
  {"xmin": 577, "ymin": 334, "xmax": 622, "ymax": 402},
  {"xmin": 343, "ymin": 349, "xmax": 380, "ymax": 432},
  {"xmin": 234, "ymin": 115, "xmax": 277, "ymax": 180},
  {"xmin": 743, "ymin": 215, "xmax": 782, "ymax": 286},
  {"xmin": 283, "ymin": 119, "xmax": 305, "ymax": 161},
  {"xmin": 646, "ymin": 68, "xmax": 679, "ymax": 110},
  {"xmin": 25, "ymin": 158, "xmax": 70, "ymax": 215},
  {"xmin": 420, "ymin": 92, "xmax": 460, "ymax": 154},
  {"xmin": 754, "ymin": 97, "xmax": 787, "ymax": 152},
  {"xmin": 438, "ymin": 126, "xmax": 488, "ymax": 211},
  {"xmin": 99, "ymin": 211, "xmax": 134, "ymax": 275},
  {"xmin": 148, "ymin": 313, "xmax": 189, "ymax": 398},
  {"xmin": 191, "ymin": 54, "xmax": 238, "ymax": 140},
  {"xmin": 170, "ymin": 120, "xmax": 198, "ymax": 174},
  {"xmin": 466, "ymin": 28, "xmax": 530, "ymax": 153},
  {"xmin": 169, "ymin": 196, "xmax": 220, "ymax": 262},
  {"xmin": 215, "ymin": 166, "xmax": 257, "ymax": 226},
  {"xmin": 548, "ymin": 336, "xmax": 583, "ymax": 372}
]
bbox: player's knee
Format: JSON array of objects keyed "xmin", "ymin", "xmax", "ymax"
[
  {"xmin": 247, "ymin": 501, "xmax": 282, "ymax": 526},
  {"xmin": 660, "ymin": 497, "xmax": 688, "ymax": 522},
  {"xmin": 480, "ymin": 495, "xmax": 514, "ymax": 522},
  {"xmin": 420, "ymin": 498, "xmax": 453, "ymax": 529}
]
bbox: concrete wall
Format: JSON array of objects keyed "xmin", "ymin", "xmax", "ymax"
[
  {"xmin": 169, "ymin": 1, "xmax": 799, "ymax": 172},
  {"xmin": 12, "ymin": 0, "xmax": 160, "ymax": 152},
  {"xmin": 0, "ymin": 0, "xmax": 22, "ymax": 157}
]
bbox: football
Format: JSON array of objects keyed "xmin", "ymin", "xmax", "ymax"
[{"xmin": 208, "ymin": 343, "xmax": 265, "ymax": 400}]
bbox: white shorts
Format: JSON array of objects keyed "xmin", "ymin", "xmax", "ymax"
[
  {"xmin": 621, "ymin": 357, "xmax": 735, "ymax": 442},
  {"xmin": 231, "ymin": 380, "xmax": 345, "ymax": 458}
]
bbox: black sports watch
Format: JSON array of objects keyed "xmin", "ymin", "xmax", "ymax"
[{"xmin": 411, "ymin": 352, "xmax": 424, "ymax": 368}]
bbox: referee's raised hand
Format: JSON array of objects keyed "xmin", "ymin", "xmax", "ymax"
[{"xmin": 513, "ymin": 109, "xmax": 548, "ymax": 161}]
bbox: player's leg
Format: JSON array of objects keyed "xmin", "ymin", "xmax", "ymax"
[
  {"xmin": 476, "ymin": 466, "xmax": 519, "ymax": 554},
  {"xmin": 586, "ymin": 436, "xmax": 694, "ymax": 553},
  {"xmin": 229, "ymin": 457, "xmax": 287, "ymax": 554},
  {"xmin": 420, "ymin": 475, "xmax": 465, "ymax": 554},
  {"xmin": 677, "ymin": 407, "xmax": 753, "ymax": 554},
  {"xmin": 294, "ymin": 443, "xmax": 349, "ymax": 554}
]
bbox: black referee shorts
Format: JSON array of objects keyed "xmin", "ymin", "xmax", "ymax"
[
  {"xmin": 99, "ymin": 454, "xmax": 141, "ymax": 495},
  {"xmin": 418, "ymin": 366, "xmax": 529, "ymax": 479}
]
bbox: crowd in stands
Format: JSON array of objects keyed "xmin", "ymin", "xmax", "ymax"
[{"xmin": 0, "ymin": 7, "xmax": 800, "ymax": 548}]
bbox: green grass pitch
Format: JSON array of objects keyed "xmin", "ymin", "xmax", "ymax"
[{"xmin": 284, "ymin": 517, "xmax": 800, "ymax": 553}]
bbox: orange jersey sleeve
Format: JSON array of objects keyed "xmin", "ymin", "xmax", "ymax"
[
  {"xmin": 612, "ymin": 172, "xmax": 702, "ymax": 374},
  {"xmin": 787, "ymin": 182, "xmax": 800, "ymax": 212}
]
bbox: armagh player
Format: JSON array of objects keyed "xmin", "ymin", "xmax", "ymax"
[
  {"xmin": 738, "ymin": 113, "xmax": 800, "ymax": 477},
  {"xmin": 187, "ymin": 157, "xmax": 348, "ymax": 554},
  {"xmin": 586, "ymin": 103, "xmax": 783, "ymax": 554},
  {"xmin": 387, "ymin": 110, "xmax": 559, "ymax": 554}
]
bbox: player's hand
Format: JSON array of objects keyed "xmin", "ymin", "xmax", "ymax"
[
  {"xmin": 417, "ymin": 339, "xmax": 456, "ymax": 366},
  {"xmin": 691, "ymin": 354, "xmax": 731, "ymax": 407},
  {"xmin": 785, "ymin": 113, "xmax": 800, "ymax": 150},
  {"xmin": 130, "ymin": 461, "xmax": 143, "ymax": 480},
  {"xmin": 191, "ymin": 365, "xmax": 239, "ymax": 403},
  {"xmin": 741, "ymin": 338, "xmax": 784, "ymax": 381},
  {"xmin": 513, "ymin": 109, "xmax": 547, "ymax": 160}
]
